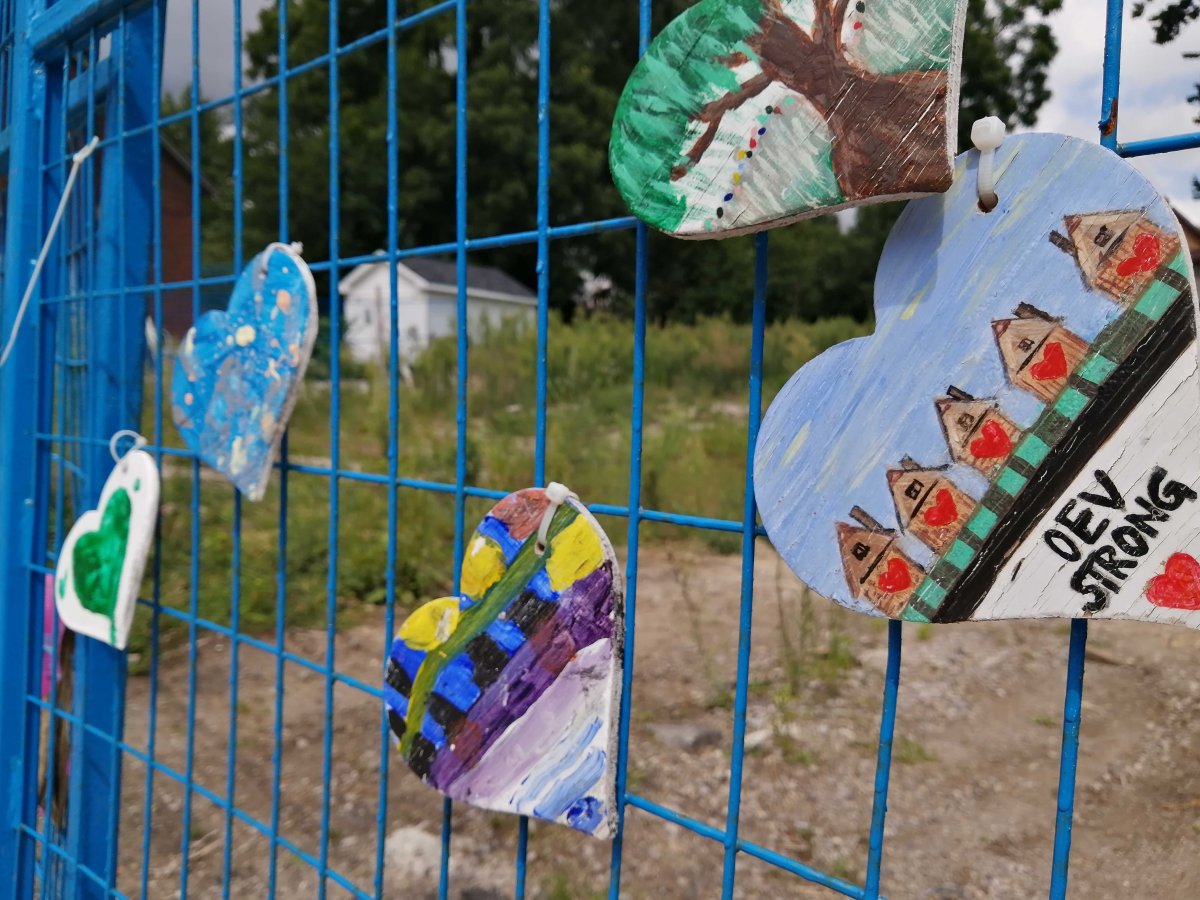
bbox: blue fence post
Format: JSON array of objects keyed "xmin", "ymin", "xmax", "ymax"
[
  {"xmin": 0, "ymin": 1, "xmax": 46, "ymax": 895},
  {"xmin": 62, "ymin": 4, "xmax": 162, "ymax": 896}
]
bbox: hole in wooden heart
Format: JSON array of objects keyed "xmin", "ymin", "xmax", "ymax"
[{"xmin": 978, "ymin": 192, "xmax": 1000, "ymax": 213}]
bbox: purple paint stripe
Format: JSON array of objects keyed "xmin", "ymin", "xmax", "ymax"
[{"xmin": 427, "ymin": 562, "xmax": 615, "ymax": 789}]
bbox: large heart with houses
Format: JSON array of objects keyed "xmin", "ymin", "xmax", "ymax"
[
  {"xmin": 172, "ymin": 244, "xmax": 317, "ymax": 501},
  {"xmin": 754, "ymin": 133, "xmax": 1200, "ymax": 628},
  {"xmin": 384, "ymin": 487, "xmax": 624, "ymax": 837},
  {"xmin": 609, "ymin": 0, "xmax": 967, "ymax": 238},
  {"xmin": 55, "ymin": 448, "xmax": 160, "ymax": 649}
]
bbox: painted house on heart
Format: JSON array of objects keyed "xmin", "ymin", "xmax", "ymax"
[
  {"xmin": 886, "ymin": 457, "xmax": 976, "ymax": 554},
  {"xmin": 992, "ymin": 303, "xmax": 1090, "ymax": 403},
  {"xmin": 935, "ymin": 386, "xmax": 1021, "ymax": 480},
  {"xmin": 338, "ymin": 255, "xmax": 536, "ymax": 363},
  {"xmin": 834, "ymin": 507, "xmax": 923, "ymax": 616},
  {"xmin": 1049, "ymin": 210, "xmax": 1181, "ymax": 306}
]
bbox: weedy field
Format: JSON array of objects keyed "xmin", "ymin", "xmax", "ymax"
[{"xmin": 133, "ymin": 313, "xmax": 868, "ymax": 666}]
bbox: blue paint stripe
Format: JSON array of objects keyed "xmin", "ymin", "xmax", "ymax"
[
  {"xmin": 527, "ymin": 567, "xmax": 558, "ymax": 602},
  {"xmin": 383, "ymin": 685, "xmax": 408, "ymax": 719},
  {"xmin": 420, "ymin": 715, "xmax": 447, "ymax": 750},
  {"xmin": 486, "ymin": 617, "xmax": 527, "ymax": 654},
  {"xmin": 432, "ymin": 656, "xmax": 480, "ymax": 710},
  {"xmin": 477, "ymin": 515, "xmax": 522, "ymax": 559},
  {"xmin": 390, "ymin": 640, "xmax": 426, "ymax": 681}
]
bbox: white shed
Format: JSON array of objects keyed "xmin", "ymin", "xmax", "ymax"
[{"xmin": 338, "ymin": 256, "xmax": 537, "ymax": 363}]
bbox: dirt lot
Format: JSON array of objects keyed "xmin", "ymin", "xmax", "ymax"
[{"xmin": 105, "ymin": 543, "xmax": 1200, "ymax": 898}]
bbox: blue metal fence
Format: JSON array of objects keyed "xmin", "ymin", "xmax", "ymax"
[{"xmin": 0, "ymin": 0, "xmax": 1198, "ymax": 897}]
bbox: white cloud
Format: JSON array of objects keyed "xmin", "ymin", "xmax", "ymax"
[{"xmin": 1036, "ymin": 0, "xmax": 1200, "ymax": 221}]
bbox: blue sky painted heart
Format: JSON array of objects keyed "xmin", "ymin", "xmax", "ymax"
[{"xmin": 754, "ymin": 133, "xmax": 1182, "ymax": 612}]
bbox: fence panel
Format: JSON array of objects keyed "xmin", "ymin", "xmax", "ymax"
[{"xmin": 0, "ymin": 0, "xmax": 1196, "ymax": 897}]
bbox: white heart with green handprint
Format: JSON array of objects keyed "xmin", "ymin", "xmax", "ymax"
[{"xmin": 55, "ymin": 449, "xmax": 160, "ymax": 650}]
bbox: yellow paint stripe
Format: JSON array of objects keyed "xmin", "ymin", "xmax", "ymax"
[{"xmin": 545, "ymin": 514, "xmax": 604, "ymax": 591}]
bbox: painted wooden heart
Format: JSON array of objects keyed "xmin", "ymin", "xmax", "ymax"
[
  {"xmin": 171, "ymin": 244, "xmax": 317, "ymax": 501},
  {"xmin": 55, "ymin": 448, "xmax": 160, "ymax": 649},
  {"xmin": 384, "ymin": 485, "xmax": 624, "ymax": 837},
  {"xmin": 609, "ymin": 0, "xmax": 966, "ymax": 238},
  {"xmin": 755, "ymin": 133, "xmax": 1200, "ymax": 628}
]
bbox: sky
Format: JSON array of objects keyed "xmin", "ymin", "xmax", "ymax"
[
  {"xmin": 159, "ymin": 0, "xmax": 1199, "ymax": 217},
  {"xmin": 754, "ymin": 133, "xmax": 1181, "ymax": 611}
]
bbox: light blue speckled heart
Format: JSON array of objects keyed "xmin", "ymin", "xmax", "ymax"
[{"xmin": 171, "ymin": 245, "xmax": 317, "ymax": 500}]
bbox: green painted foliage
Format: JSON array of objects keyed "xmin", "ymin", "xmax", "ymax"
[{"xmin": 609, "ymin": 0, "xmax": 765, "ymax": 231}]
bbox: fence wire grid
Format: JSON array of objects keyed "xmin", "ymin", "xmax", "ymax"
[{"xmin": 0, "ymin": 0, "xmax": 1198, "ymax": 898}]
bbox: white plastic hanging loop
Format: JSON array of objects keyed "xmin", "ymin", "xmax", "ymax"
[
  {"xmin": 258, "ymin": 241, "xmax": 306, "ymax": 277},
  {"xmin": 971, "ymin": 117, "xmax": 1006, "ymax": 212},
  {"xmin": 0, "ymin": 135, "xmax": 101, "ymax": 368},
  {"xmin": 109, "ymin": 429, "xmax": 148, "ymax": 465},
  {"xmin": 535, "ymin": 482, "xmax": 579, "ymax": 555}
]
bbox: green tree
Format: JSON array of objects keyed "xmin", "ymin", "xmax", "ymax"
[
  {"xmin": 211, "ymin": 0, "xmax": 1061, "ymax": 324},
  {"xmin": 610, "ymin": 0, "xmax": 960, "ymax": 234}
]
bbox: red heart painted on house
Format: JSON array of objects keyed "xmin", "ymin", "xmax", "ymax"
[
  {"xmin": 876, "ymin": 557, "xmax": 912, "ymax": 593},
  {"xmin": 969, "ymin": 420, "xmax": 1013, "ymax": 460},
  {"xmin": 1030, "ymin": 341, "xmax": 1068, "ymax": 381},
  {"xmin": 1116, "ymin": 233, "xmax": 1162, "ymax": 277},
  {"xmin": 922, "ymin": 489, "xmax": 958, "ymax": 527},
  {"xmin": 1147, "ymin": 553, "xmax": 1200, "ymax": 610}
]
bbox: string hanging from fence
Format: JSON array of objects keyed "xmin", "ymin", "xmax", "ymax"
[{"xmin": 0, "ymin": 135, "xmax": 100, "ymax": 368}]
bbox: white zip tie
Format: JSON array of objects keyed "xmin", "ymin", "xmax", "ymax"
[
  {"xmin": 535, "ymin": 482, "xmax": 579, "ymax": 555},
  {"xmin": 108, "ymin": 429, "xmax": 148, "ymax": 468},
  {"xmin": 971, "ymin": 117, "xmax": 1006, "ymax": 212},
  {"xmin": 0, "ymin": 135, "xmax": 101, "ymax": 368}
]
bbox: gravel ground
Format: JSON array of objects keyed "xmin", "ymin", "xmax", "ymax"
[{"xmin": 100, "ymin": 544, "xmax": 1200, "ymax": 898}]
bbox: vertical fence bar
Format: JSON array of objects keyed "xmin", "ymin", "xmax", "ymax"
[
  {"xmin": 518, "ymin": 0, "xmax": 555, "ymax": 888},
  {"xmin": 719, "ymin": 231, "xmax": 768, "ymax": 900},
  {"xmin": 222, "ymin": 0, "xmax": 246, "ymax": 892},
  {"xmin": 0, "ymin": 0, "xmax": 46, "ymax": 890},
  {"xmin": 140, "ymin": 0, "xmax": 166, "ymax": 893},
  {"xmin": 609, "ymin": 3, "xmax": 653, "ymax": 894},
  {"xmin": 1100, "ymin": 0, "xmax": 1123, "ymax": 151},
  {"xmin": 268, "ymin": 0, "xmax": 291, "ymax": 891},
  {"xmin": 102, "ymin": 16, "xmax": 129, "ymax": 897},
  {"xmin": 39, "ymin": 47, "xmax": 68, "ymax": 898},
  {"xmin": 1049, "ymin": 620, "xmax": 1087, "ymax": 899},
  {"xmin": 71, "ymin": 5, "xmax": 156, "ymax": 891},
  {"xmin": 443, "ymin": 0, "xmax": 470, "ymax": 896},
  {"xmin": 375, "ymin": 0, "xmax": 401, "ymax": 896},
  {"xmin": 532, "ymin": 0, "xmax": 551, "ymax": 489},
  {"xmin": 318, "ymin": 0, "xmax": 343, "ymax": 894},
  {"xmin": 69, "ymin": 27, "xmax": 108, "ymax": 899},
  {"xmin": 1046, "ymin": 1, "xmax": 1126, "ymax": 893},
  {"xmin": 179, "ymin": 0, "xmax": 205, "ymax": 893},
  {"xmin": 863, "ymin": 620, "xmax": 902, "ymax": 898}
]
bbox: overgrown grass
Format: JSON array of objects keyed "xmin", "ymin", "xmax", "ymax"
[{"xmin": 133, "ymin": 314, "xmax": 869, "ymax": 665}]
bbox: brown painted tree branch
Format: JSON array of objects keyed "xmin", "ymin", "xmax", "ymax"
[{"xmin": 670, "ymin": 71, "xmax": 774, "ymax": 181}]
